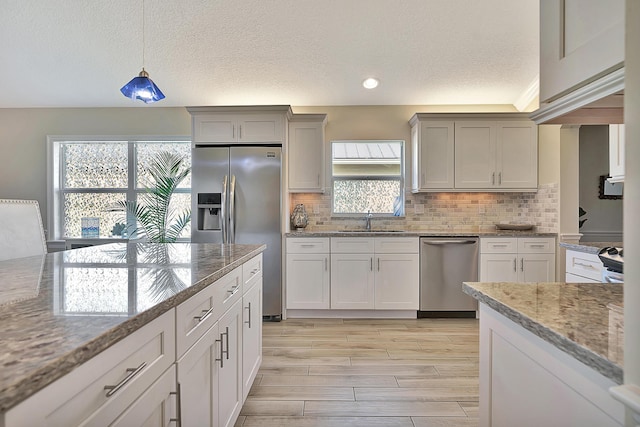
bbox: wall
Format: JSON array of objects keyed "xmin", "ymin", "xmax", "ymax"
[
  {"xmin": 291, "ymin": 105, "xmax": 559, "ymax": 234},
  {"xmin": 0, "ymin": 104, "xmax": 560, "ymax": 237},
  {"xmin": 578, "ymin": 125, "xmax": 623, "ymax": 241},
  {"xmin": 0, "ymin": 107, "xmax": 191, "ymax": 234}
]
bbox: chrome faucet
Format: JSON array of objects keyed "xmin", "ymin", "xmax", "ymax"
[{"xmin": 365, "ymin": 210, "xmax": 373, "ymax": 231}]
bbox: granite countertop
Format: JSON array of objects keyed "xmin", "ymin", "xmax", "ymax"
[
  {"xmin": 0, "ymin": 242, "xmax": 265, "ymax": 413},
  {"xmin": 462, "ymin": 281, "xmax": 624, "ymax": 384},
  {"xmin": 286, "ymin": 230, "xmax": 557, "ymax": 238},
  {"xmin": 560, "ymin": 241, "xmax": 623, "ymax": 255}
]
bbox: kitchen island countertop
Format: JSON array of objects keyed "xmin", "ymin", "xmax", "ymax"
[
  {"xmin": 462, "ymin": 281, "xmax": 624, "ymax": 384},
  {"xmin": 0, "ymin": 242, "xmax": 265, "ymax": 413}
]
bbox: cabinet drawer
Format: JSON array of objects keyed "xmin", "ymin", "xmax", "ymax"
[
  {"xmin": 518, "ymin": 237, "xmax": 556, "ymax": 254},
  {"xmin": 331, "ymin": 237, "xmax": 375, "ymax": 253},
  {"xmin": 5, "ymin": 310, "xmax": 175, "ymax": 427},
  {"xmin": 374, "ymin": 237, "xmax": 419, "ymax": 254},
  {"xmin": 287, "ymin": 238, "xmax": 330, "ymax": 253},
  {"xmin": 216, "ymin": 266, "xmax": 243, "ymax": 315},
  {"xmin": 176, "ymin": 279, "xmax": 219, "ymax": 358},
  {"xmin": 243, "ymin": 254, "xmax": 263, "ymax": 287},
  {"xmin": 565, "ymin": 250, "xmax": 603, "ymax": 282},
  {"xmin": 481, "ymin": 238, "xmax": 517, "ymax": 253}
]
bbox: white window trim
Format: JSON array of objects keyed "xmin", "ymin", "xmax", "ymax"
[{"xmin": 47, "ymin": 135, "xmax": 191, "ymax": 241}]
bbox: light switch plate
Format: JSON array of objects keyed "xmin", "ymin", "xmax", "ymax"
[{"xmin": 414, "ymin": 204, "xmax": 424, "ymax": 214}]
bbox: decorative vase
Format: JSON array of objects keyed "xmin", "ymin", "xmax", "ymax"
[{"xmin": 291, "ymin": 204, "xmax": 309, "ymax": 230}]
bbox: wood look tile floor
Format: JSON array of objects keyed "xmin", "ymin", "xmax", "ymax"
[{"xmin": 236, "ymin": 318, "xmax": 480, "ymax": 427}]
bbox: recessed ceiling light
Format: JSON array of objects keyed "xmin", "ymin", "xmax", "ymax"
[{"xmin": 362, "ymin": 78, "xmax": 379, "ymax": 89}]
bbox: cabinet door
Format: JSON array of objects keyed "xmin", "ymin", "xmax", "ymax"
[
  {"xmin": 539, "ymin": 0, "xmax": 624, "ymax": 102},
  {"xmin": 289, "ymin": 121, "xmax": 325, "ymax": 192},
  {"xmin": 374, "ymin": 254, "xmax": 419, "ymax": 310},
  {"xmin": 330, "ymin": 253, "xmax": 375, "ymax": 309},
  {"xmin": 218, "ymin": 300, "xmax": 243, "ymax": 427},
  {"xmin": 480, "ymin": 254, "xmax": 518, "ymax": 282},
  {"xmin": 496, "ymin": 122, "xmax": 538, "ymax": 189},
  {"xmin": 193, "ymin": 115, "xmax": 236, "ymax": 142},
  {"xmin": 412, "ymin": 121, "xmax": 455, "ymax": 190},
  {"xmin": 286, "ymin": 253, "xmax": 330, "ymax": 309},
  {"xmin": 454, "ymin": 121, "xmax": 496, "ymax": 189},
  {"xmin": 110, "ymin": 366, "xmax": 176, "ymax": 427},
  {"xmin": 242, "ymin": 279, "xmax": 262, "ymax": 402},
  {"xmin": 176, "ymin": 323, "xmax": 218, "ymax": 427},
  {"xmin": 237, "ymin": 114, "xmax": 284, "ymax": 143},
  {"xmin": 519, "ymin": 254, "xmax": 556, "ymax": 282},
  {"xmin": 609, "ymin": 124, "xmax": 625, "ymax": 182}
]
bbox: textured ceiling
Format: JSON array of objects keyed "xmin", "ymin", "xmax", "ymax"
[{"xmin": 0, "ymin": 0, "xmax": 539, "ymax": 108}]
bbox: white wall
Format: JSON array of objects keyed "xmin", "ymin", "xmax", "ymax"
[{"xmin": 0, "ymin": 107, "xmax": 191, "ymax": 232}]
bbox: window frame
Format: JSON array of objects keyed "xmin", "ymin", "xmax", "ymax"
[
  {"xmin": 47, "ymin": 135, "xmax": 191, "ymax": 241},
  {"xmin": 330, "ymin": 139, "xmax": 405, "ymax": 217}
]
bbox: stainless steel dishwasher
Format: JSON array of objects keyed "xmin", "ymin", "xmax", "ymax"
[{"xmin": 419, "ymin": 237, "xmax": 478, "ymax": 317}]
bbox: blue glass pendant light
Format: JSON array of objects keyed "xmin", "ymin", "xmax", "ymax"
[
  {"xmin": 120, "ymin": 68, "xmax": 165, "ymax": 103},
  {"xmin": 120, "ymin": 0, "xmax": 165, "ymax": 103}
]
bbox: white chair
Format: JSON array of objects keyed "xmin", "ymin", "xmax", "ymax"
[{"xmin": 0, "ymin": 199, "xmax": 47, "ymax": 261}]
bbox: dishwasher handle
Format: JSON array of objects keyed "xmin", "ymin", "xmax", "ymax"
[{"xmin": 422, "ymin": 239, "xmax": 477, "ymax": 245}]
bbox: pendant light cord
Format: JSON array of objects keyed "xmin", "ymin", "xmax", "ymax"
[{"xmin": 142, "ymin": 0, "xmax": 145, "ymax": 70}]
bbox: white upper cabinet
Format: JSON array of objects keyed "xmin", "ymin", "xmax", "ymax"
[
  {"xmin": 608, "ymin": 124, "xmax": 625, "ymax": 183},
  {"xmin": 539, "ymin": 0, "xmax": 624, "ymax": 103},
  {"xmin": 187, "ymin": 106, "xmax": 292, "ymax": 145},
  {"xmin": 411, "ymin": 120, "xmax": 455, "ymax": 191},
  {"xmin": 288, "ymin": 114, "xmax": 327, "ymax": 192},
  {"xmin": 410, "ymin": 114, "xmax": 538, "ymax": 192}
]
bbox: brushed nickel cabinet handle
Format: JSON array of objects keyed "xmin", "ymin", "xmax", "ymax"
[
  {"xmin": 194, "ymin": 307, "xmax": 214, "ymax": 323},
  {"xmin": 104, "ymin": 362, "xmax": 146, "ymax": 397},
  {"xmin": 224, "ymin": 326, "xmax": 230, "ymax": 360},
  {"xmin": 377, "ymin": 258, "xmax": 380, "ymax": 272},
  {"xmin": 370, "ymin": 257, "xmax": 373, "ymax": 271},
  {"xmin": 215, "ymin": 337, "xmax": 224, "ymax": 368},
  {"xmin": 317, "ymin": 174, "xmax": 320, "ymax": 186},
  {"xmin": 498, "ymin": 172, "xmax": 502, "ymax": 185},
  {"xmin": 245, "ymin": 302, "xmax": 252, "ymax": 328},
  {"xmin": 170, "ymin": 383, "xmax": 182, "ymax": 426},
  {"xmin": 325, "ymin": 257, "xmax": 328, "ymax": 271},
  {"xmin": 520, "ymin": 258, "xmax": 524, "ymax": 272},
  {"xmin": 492, "ymin": 172, "xmax": 495, "ymax": 185},
  {"xmin": 513, "ymin": 258, "xmax": 517, "ymax": 272}
]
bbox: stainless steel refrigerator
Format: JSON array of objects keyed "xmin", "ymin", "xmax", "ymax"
[{"xmin": 192, "ymin": 145, "xmax": 282, "ymax": 319}]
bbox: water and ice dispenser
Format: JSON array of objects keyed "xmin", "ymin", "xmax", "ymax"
[{"xmin": 197, "ymin": 193, "xmax": 222, "ymax": 230}]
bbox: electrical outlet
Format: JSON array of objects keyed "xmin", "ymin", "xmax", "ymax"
[
  {"xmin": 313, "ymin": 204, "xmax": 320, "ymax": 214},
  {"xmin": 478, "ymin": 205, "xmax": 485, "ymax": 214},
  {"xmin": 414, "ymin": 204, "xmax": 424, "ymax": 214}
]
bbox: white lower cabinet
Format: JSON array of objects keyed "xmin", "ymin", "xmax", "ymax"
[
  {"xmin": 285, "ymin": 237, "xmax": 419, "ymax": 313},
  {"xmin": 479, "ymin": 304, "xmax": 624, "ymax": 426},
  {"xmin": 565, "ymin": 249, "xmax": 604, "ymax": 282},
  {"xmin": 111, "ymin": 365, "xmax": 177, "ymax": 427},
  {"xmin": 4, "ymin": 255, "xmax": 263, "ymax": 427},
  {"xmin": 286, "ymin": 238, "xmax": 330, "ymax": 309},
  {"xmin": 331, "ymin": 253, "xmax": 375, "ymax": 309},
  {"xmin": 217, "ymin": 299, "xmax": 243, "ymax": 427},
  {"xmin": 177, "ymin": 322, "xmax": 218, "ymax": 427},
  {"xmin": 480, "ymin": 237, "xmax": 556, "ymax": 282}
]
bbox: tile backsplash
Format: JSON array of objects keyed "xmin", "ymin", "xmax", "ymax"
[{"xmin": 290, "ymin": 183, "xmax": 558, "ymax": 233}]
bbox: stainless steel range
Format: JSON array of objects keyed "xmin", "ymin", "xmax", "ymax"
[{"xmin": 598, "ymin": 246, "xmax": 623, "ymax": 283}]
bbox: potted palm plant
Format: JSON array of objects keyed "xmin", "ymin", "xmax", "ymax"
[{"xmin": 119, "ymin": 150, "xmax": 191, "ymax": 243}]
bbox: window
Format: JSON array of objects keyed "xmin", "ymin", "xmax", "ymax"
[
  {"xmin": 48, "ymin": 137, "xmax": 191, "ymax": 240},
  {"xmin": 331, "ymin": 140, "xmax": 404, "ymax": 215}
]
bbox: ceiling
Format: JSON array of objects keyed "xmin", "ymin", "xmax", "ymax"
[{"xmin": 0, "ymin": 0, "xmax": 539, "ymax": 109}]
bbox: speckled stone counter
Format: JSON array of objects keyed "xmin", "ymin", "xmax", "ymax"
[
  {"xmin": 462, "ymin": 281, "xmax": 624, "ymax": 383},
  {"xmin": 0, "ymin": 242, "xmax": 265, "ymax": 413},
  {"xmin": 560, "ymin": 241, "xmax": 622, "ymax": 255},
  {"xmin": 286, "ymin": 230, "xmax": 557, "ymax": 238}
]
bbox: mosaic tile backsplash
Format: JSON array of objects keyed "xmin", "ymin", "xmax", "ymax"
[{"xmin": 291, "ymin": 183, "xmax": 559, "ymax": 233}]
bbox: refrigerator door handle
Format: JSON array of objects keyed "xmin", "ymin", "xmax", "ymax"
[
  {"xmin": 229, "ymin": 175, "xmax": 236, "ymax": 243},
  {"xmin": 221, "ymin": 175, "xmax": 228, "ymax": 243}
]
